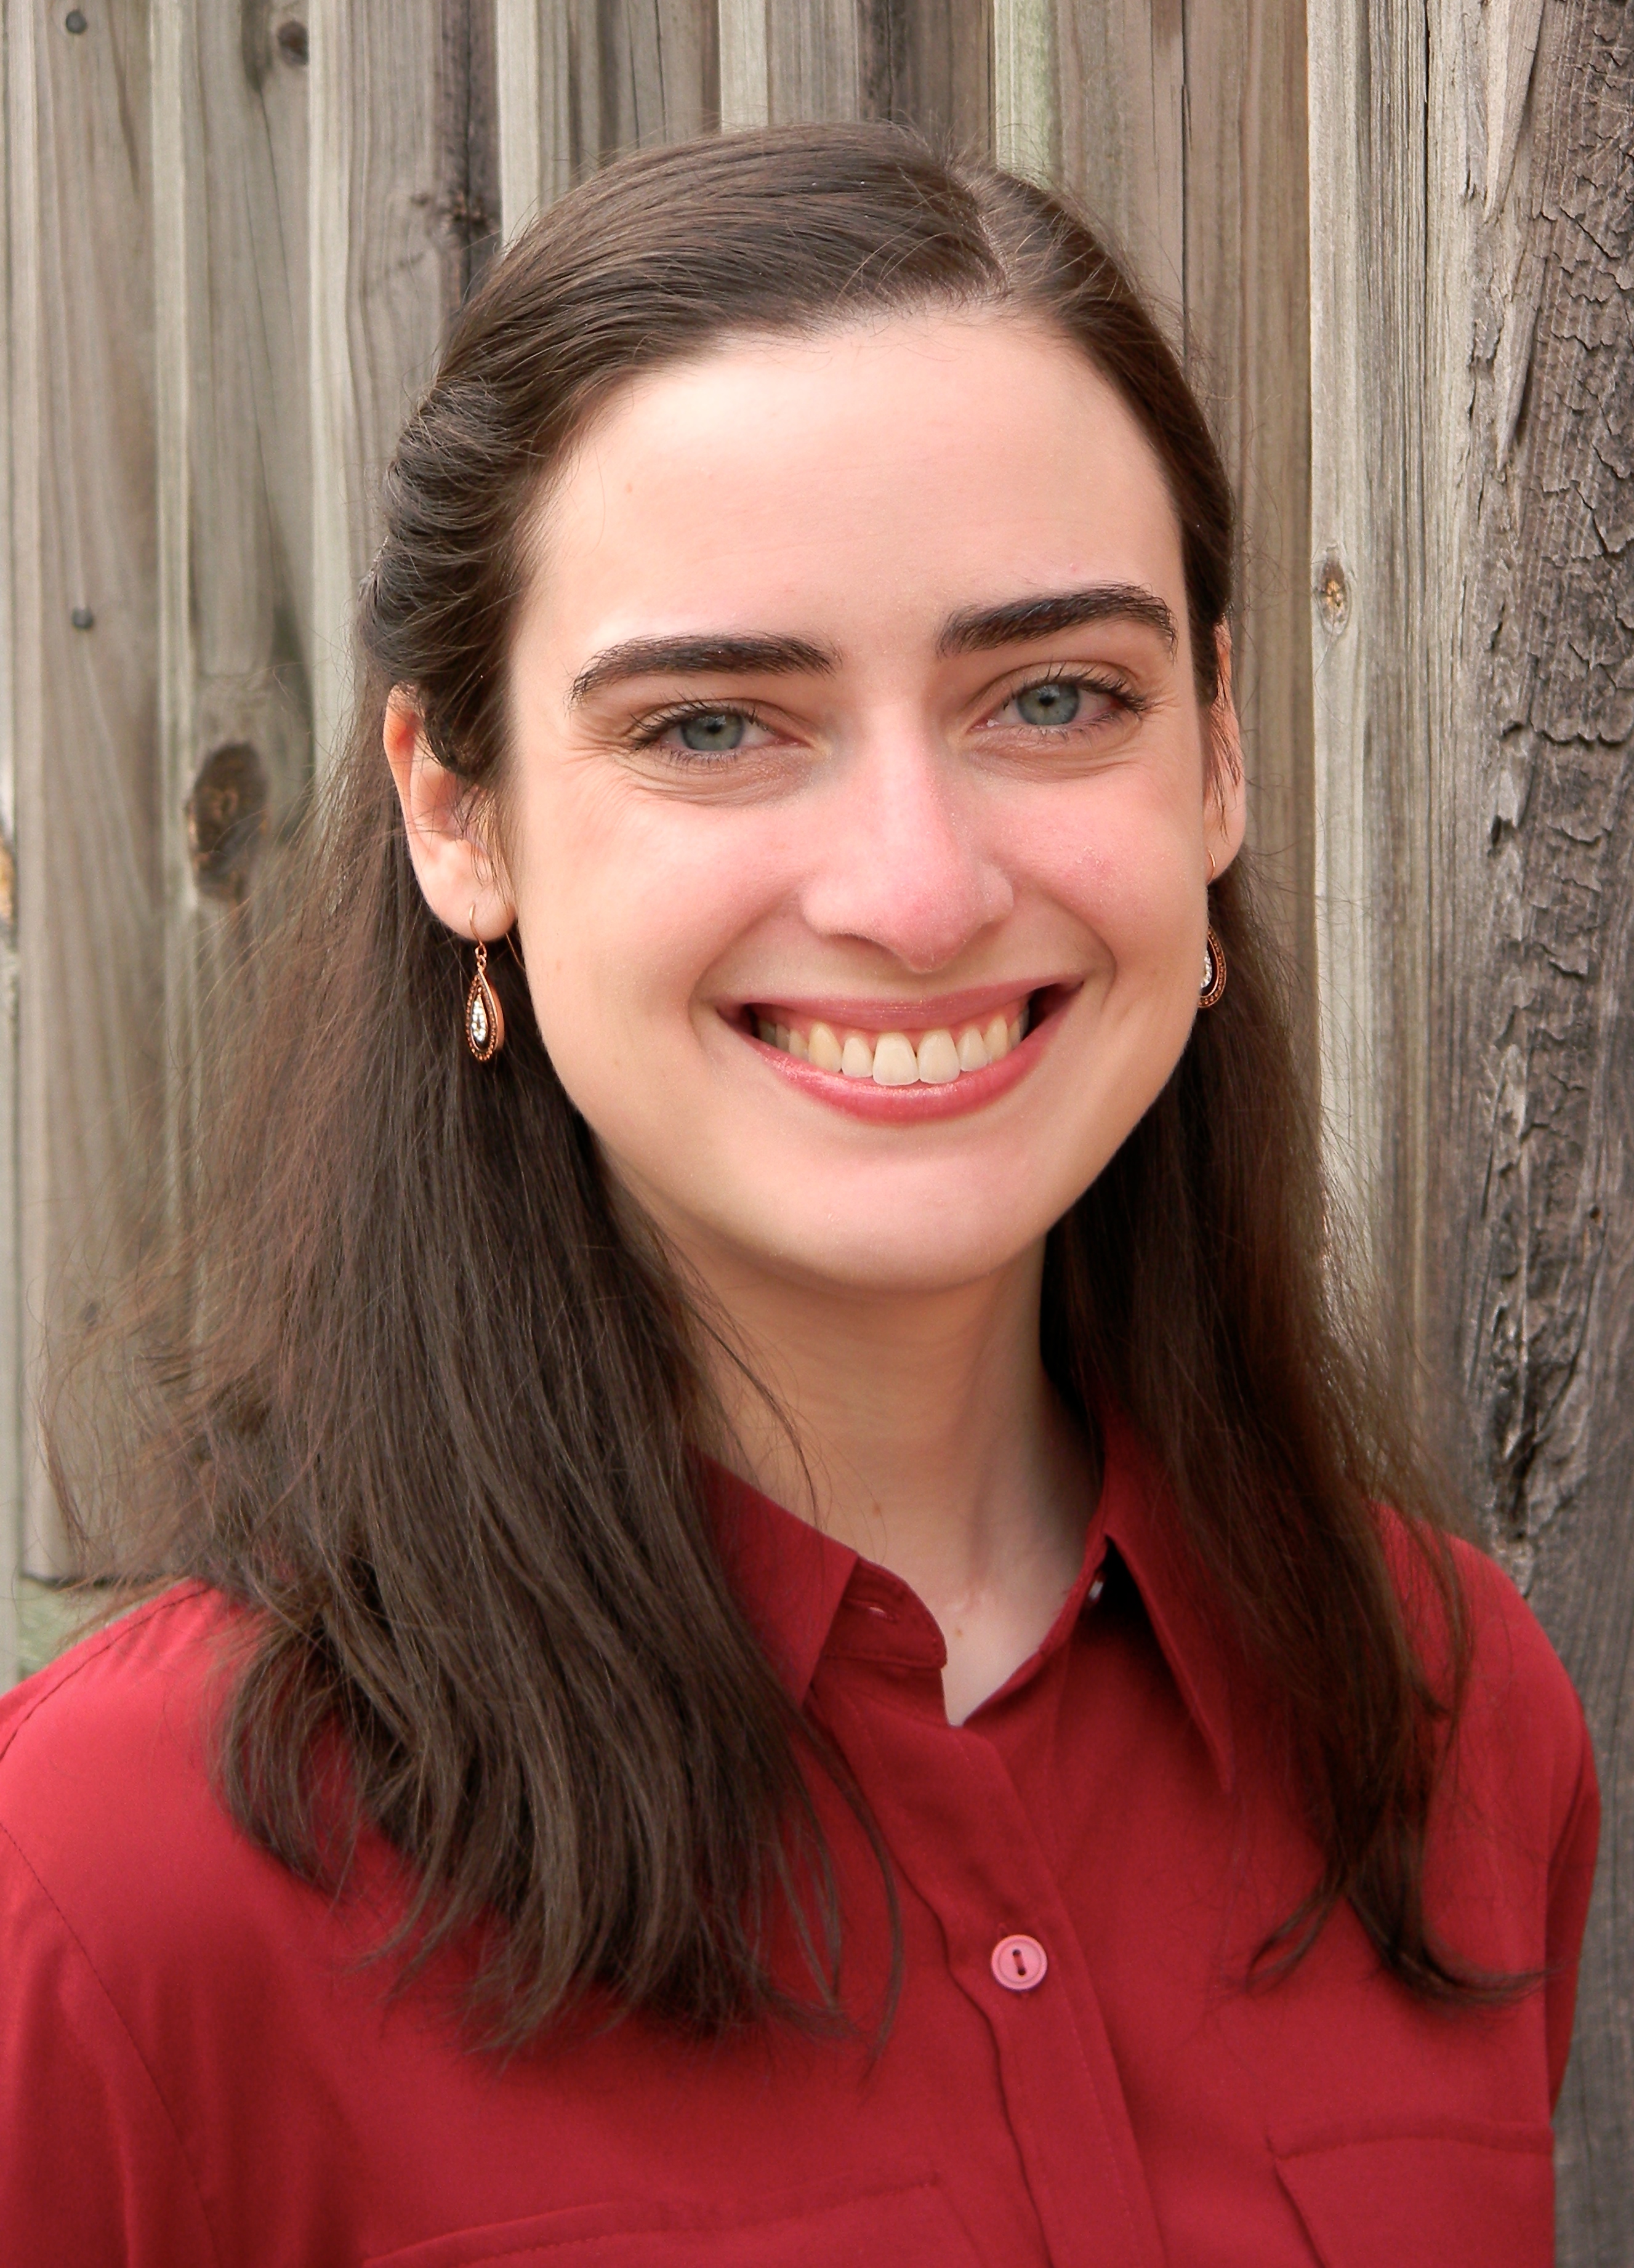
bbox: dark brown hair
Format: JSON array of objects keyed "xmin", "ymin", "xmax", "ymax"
[{"xmin": 66, "ymin": 125, "xmax": 1483, "ymax": 2045}]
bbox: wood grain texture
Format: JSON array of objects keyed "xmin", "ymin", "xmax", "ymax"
[
  {"xmin": 308, "ymin": 0, "xmax": 454, "ymax": 770},
  {"xmin": 1054, "ymin": 0, "xmax": 1184, "ymax": 315},
  {"xmin": 1427, "ymin": 2, "xmax": 1634, "ymax": 2251},
  {"xmin": 1312, "ymin": 0, "xmax": 1633, "ymax": 2238},
  {"xmin": 561, "ymin": 2, "xmax": 717, "ymax": 170},
  {"xmin": 1047, "ymin": 3, "xmax": 1313, "ymax": 1013},
  {"xmin": 10, "ymin": 0, "xmax": 163, "ymax": 1583},
  {"xmin": 859, "ymin": 0, "xmax": 990, "ymax": 150},
  {"xmin": 0, "ymin": 0, "xmax": 25, "ymax": 1681},
  {"xmin": 151, "ymin": 0, "xmax": 316, "ymax": 1224},
  {"xmin": 1181, "ymin": 0, "xmax": 1314, "ymax": 1034},
  {"xmin": 992, "ymin": 0, "xmax": 1055, "ymax": 180},
  {"xmin": 765, "ymin": 0, "xmax": 859, "ymax": 121},
  {"xmin": 1307, "ymin": 0, "xmax": 1432, "ymax": 1271}
]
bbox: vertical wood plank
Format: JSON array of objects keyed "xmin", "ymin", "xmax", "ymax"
[
  {"xmin": 719, "ymin": 0, "xmax": 768, "ymax": 130},
  {"xmin": 1423, "ymin": 2, "xmax": 1634, "ymax": 2251},
  {"xmin": 992, "ymin": 0, "xmax": 1056, "ymax": 184},
  {"xmin": 859, "ymin": 0, "xmax": 991, "ymax": 150},
  {"xmin": 1053, "ymin": 0, "xmax": 1185, "ymax": 315},
  {"xmin": 1305, "ymin": 0, "xmax": 1410, "ymax": 1257},
  {"xmin": 150, "ymin": 0, "xmax": 315, "ymax": 1229},
  {"xmin": 1183, "ymin": 0, "xmax": 1314, "ymax": 1028},
  {"xmin": 0, "ymin": 0, "xmax": 26, "ymax": 1685},
  {"xmin": 498, "ymin": 3, "xmax": 718, "ymax": 222},
  {"xmin": 308, "ymin": 0, "xmax": 453, "ymax": 771},
  {"xmin": 10, "ymin": 0, "xmax": 161, "ymax": 1607},
  {"xmin": 764, "ymin": 0, "xmax": 858, "ymax": 121}
]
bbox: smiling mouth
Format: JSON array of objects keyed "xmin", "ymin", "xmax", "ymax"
[{"xmin": 736, "ymin": 985, "xmax": 1072, "ymax": 1088}]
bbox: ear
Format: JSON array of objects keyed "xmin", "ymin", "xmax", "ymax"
[
  {"xmin": 383, "ymin": 688, "xmax": 517, "ymax": 941},
  {"xmin": 1202, "ymin": 624, "xmax": 1247, "ymax": 879}
]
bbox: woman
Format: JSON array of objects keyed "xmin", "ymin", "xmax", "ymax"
[{"xmin": 0, "ymin": 127, "xmax": 1596, "ymax": 2267}]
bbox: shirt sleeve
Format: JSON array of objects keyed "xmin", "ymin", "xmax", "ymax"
[
  {"xmin": 0, "ymin": 1817, "xmax": 223, "ymax": 2267},
  {"xmin": 1543, "ymin": 1700, "xmax": 1600, "ymax": 2112}
]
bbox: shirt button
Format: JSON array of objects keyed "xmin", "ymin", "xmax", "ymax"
[{"xmin": 991, "ymin": 1934, "xmax": 1048, "ymax": 1990}]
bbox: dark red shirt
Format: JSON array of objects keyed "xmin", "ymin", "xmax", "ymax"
[{"xmin": 0, "ymin": 1419, "xmax": 1597, "ymax": 2267}]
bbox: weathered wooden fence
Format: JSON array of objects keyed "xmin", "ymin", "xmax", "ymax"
[{"xmin": 1, "ymin": 2, "xmax": 1627, "ymax": 2254}]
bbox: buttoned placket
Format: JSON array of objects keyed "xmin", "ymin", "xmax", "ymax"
[{"xmin": 810, "ymin": 1560, "xmax": 1170, "ymax": 2268}]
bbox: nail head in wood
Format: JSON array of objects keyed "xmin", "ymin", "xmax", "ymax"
[
  {"xmin": 275, "ymin": 20, "xmax": 308, "ymax": 65},
  {"xmin": 70, "ymin": 606, "xmax": 94, "ymax": 630},
  {"xmin": 64, "ymin": 9, "xmax": 87, "ymax": 30}
]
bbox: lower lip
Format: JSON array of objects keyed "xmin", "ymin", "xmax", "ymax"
[{"xmin": 736, "ymin": 1000, "xmax": 1063, "ymax": 1122}]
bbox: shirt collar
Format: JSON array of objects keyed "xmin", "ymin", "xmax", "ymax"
[{"xmin": 708, "ymin": 1407, "xmax": 1236, "ymax": 1795}]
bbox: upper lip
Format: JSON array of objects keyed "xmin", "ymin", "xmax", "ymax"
[{"xmin": 733, "ymin": 979, "xmax": 1076, "ymax": 1029}]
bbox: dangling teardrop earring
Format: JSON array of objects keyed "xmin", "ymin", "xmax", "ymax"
[
  {"xmin": 465, "ymin": 906, "xmax": 505, "ymax": 1061},
  {"xmin": 1199, "ymin": 925, "xmax": 1226, "ymax": 1009}
]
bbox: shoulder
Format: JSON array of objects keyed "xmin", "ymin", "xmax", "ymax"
[
  {"xmin": 0, "ymin": 1583, "xmax": 306, "ymax": 1996},
  {"xmin": 1379, "ymin": 1520, "xmax": 1596, "ymax": 1916},
  {"xmin": 1, "ymin": 1581, "xmax": 239, "ymax": 1846}
]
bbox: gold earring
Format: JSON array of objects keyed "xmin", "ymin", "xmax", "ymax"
[
  {"xmin": 465, "ymin": 906, "xmax": 505, "ymax": 1061},
  {"xmin": 1200, "ymin": 926, "xmax": 1226, "ymax": 1010}
]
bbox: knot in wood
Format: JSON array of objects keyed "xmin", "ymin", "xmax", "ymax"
[
  {"xmin": 187, "ymin": 742, "xmax": 268, "ymax": 906},
  {"xmin": 1315, "ymin": 551, "xmax": 1351, "ymax": 637}
]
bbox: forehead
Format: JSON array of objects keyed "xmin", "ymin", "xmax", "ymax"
[{"xmin": 525, "ymin": 312, "xmax": 1188, "ymax": 659}]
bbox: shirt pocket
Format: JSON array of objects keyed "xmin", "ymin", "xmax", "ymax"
[
  {"xmin": 361, "ymin": 2177, "xmax": 984, "ymax": 2268},
  {"xmin": 1271, "ymin": 2120, "xmax": 1554, "ymax": 2268}
]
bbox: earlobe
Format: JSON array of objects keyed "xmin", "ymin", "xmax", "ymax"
[{"xmin": 383, "ymin": 687, "xmax": 517, "ymax": 941}]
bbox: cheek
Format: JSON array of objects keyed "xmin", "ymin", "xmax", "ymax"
[
  {"xmin": 1020, "ymin": 784, "xmax": 1201, "ymax": 968},
  {"xmin": 509, "ymin": 776, "xmax": 791, "ymax": 1048}
]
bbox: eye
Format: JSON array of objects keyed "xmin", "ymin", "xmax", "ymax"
[
  {"xmin": 629, "ymin": 702, "xmax": 783, "ymax": 760},
  {"xmin": 674, "ymin": 708, "xmax": 749, "ymax": 753},
  {"xmin": 1012, "ymin": 680, "xmax": 1082, "ymax": 728}
]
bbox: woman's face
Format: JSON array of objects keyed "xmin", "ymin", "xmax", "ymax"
[{"xmin": 400, "ymin": 312, "xmax": 1244, "ymax": 1297}]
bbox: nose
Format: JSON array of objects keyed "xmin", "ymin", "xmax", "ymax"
[{"xmin": 797, "ymin": 723, "xmax": 1013, "ymax": 973}]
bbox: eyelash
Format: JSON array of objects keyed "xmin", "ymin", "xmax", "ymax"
[
  {"xmin": 623, "ymin": 670, "xmax": 1148, "ymax": 760},
  {"xmin": 626, "ymin": 699, "xmax": 772, "ymax": 752}
]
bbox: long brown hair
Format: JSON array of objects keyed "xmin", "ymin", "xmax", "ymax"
[{"xmin": 64, "ymin": 125, "xmax": 1481, "ymax": 2043}]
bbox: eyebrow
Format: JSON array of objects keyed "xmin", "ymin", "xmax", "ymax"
[
  {"xmin": 936, "ymin": 584, "xmax": 1180, "ymax": 657},
  {"xmin": 568, "ymin": 582, "xmax": 1179, "ymax": 705},
  {"xmin": 569, "ymin": 633, "xmax": 839, "ymax": 705}
]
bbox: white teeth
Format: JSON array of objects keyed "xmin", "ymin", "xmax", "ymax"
[
  {"xmin": 754, "ymin": 1001, "xmax": 1036, "ymax": 1084},
  {"xmin": 872, "ymin": 1032, "xmax": 919, "ymax": 1087},
  {"xmin": 916, "ymin": 1029, "xmax": 961, "ymax": 1085}
]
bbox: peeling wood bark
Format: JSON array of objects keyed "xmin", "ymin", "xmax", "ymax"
[
  {"xmin": 1316, "ymin": 0, "xmax": 1634, "ymax": 2244},
  {"xmin": 1432, "ymin": 4, "xmax": 1634, "ymax": 2254}
]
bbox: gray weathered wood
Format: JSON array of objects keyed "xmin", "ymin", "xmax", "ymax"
[
  {"xmin": 1311, "ymin": 0, "xmax": 1634, "ymax": 2245},
  {"xmin": 1430, "ymin": 4, "xmax": 1634, "ymax": 2256},
  {"xmin": 1184, "ymin": 0, "xmax": 1314, "ymax": 1039},
  {"xmin": 1032, "ymin": 3, "xmax": 1314, "ymax": 1009},
  {"xmin": 308, "ymin": 0, "xmax": 461, "ymax": 771},
  {"xmin": 499, "ymin": 2, "xmax": 716, "ymax": 216},
  {"xmin": 859, "ymin": 0, "xmax": 990, "ymax": 148},
  {"xmin": 9, "ymin": 0, "xmax": 163, "ymax": 1607},
  {"xmin": 0, "ymin": 0, "xmax": 25, "ymax": 1685},
  {"xmin": 151, "ymin": 0, "xmax": 316, "ymax": 1229}
]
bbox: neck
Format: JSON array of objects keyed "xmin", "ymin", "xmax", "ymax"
[{"xmin": 661, "ymin": 1221, "xmax": 1095, "ymax": 1667}]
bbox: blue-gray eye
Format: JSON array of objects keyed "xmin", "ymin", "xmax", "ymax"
[
  {"xmin": 1015, "ymin": 680, "xmax": 1081, "ymax": 727},
  {"xmin": 678, "ymin": 709, "xmax": 747, "ymax": 752}
]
